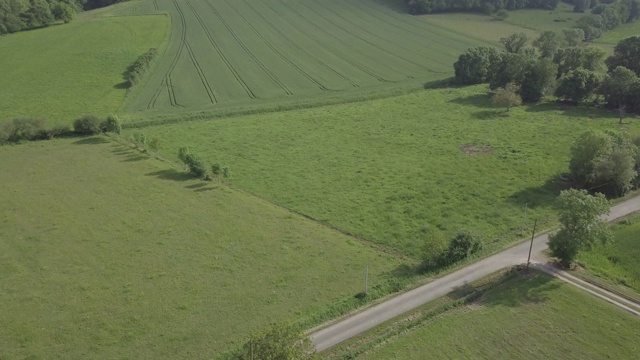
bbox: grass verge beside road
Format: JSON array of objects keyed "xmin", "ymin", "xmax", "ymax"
[{"xmin": 326, "ymin": 270, "xmax": 640, "ymax": 359}]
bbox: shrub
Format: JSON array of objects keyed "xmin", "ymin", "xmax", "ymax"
[
  {"xmin": 73, "ymin": 115, "xmax": 102, "ymax": 135},
  {"xmin": 125, "ymin": 48, "xmax": 158, "ymax": 87},
  {"xmin": 131, "ymin": 132, "xmax": 147, "ymax": 145},
  {"xmin": 147, "ymin": 137, "xmax": 161, "ymax": 151},
  {"xmin": 493, "ymin": 9, "xmax": 508, "ymax": 20},
  {"xmin": 0, "ymin": 118, "xmax": 71, "ymax": 144},
  {"xmin": 102, "ymin": 114, "xmax": 121, "ymax": 134},
  {"xmin": 178, "ymin": 146, "xmax": 208, "ymax": 178},
  {"xmin": 440, "ymin": 231, "xmax": 485, "ymax": 266},
  {"xmin": 43, "ymin": 124, "xmax": 71, "ymax": 139},
  {"xmin": 8, "ymin": 117, "xmax": 47, "ymax": 141}
]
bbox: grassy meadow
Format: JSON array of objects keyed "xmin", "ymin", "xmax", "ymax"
[
  {"xmin": 596, "ymin": 20, "xmax": 640, "ymax": 44},
  {"xmin": 106, "ymin": 0, "xmax": 490, "ymax": 114},
  {"xmin": 0, "ymin": 13, "xmax": 168, "ymax": 125},
  {"xmin": 326, "ymin": 271, "xmax": 640, "ymax": 359},
  {"xmin": 0, "ymin": 138, "xmax": 401, "ymax": 359},
  {"xmin": 128, "ymin": 85, "xmax": 640, "ymax": 258},
  {"xmin": 576, "ymin": 214, "xmax": 640, "ymax": 294}
]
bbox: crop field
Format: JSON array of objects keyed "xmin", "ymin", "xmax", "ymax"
[
  {"xmin": 126, "ymin": 85, "xmax": 640, "ymax": 258},
  {"xmin": 108, "ymin": 0, "xmax": 489, "ymax": 114},
  {"xmin": 326, "ymin": 271, "xmax": 640, "ymax": 359},
  {"xmin": 0, "ymin": 138, "xmax": 401, "ymax": 359},
  {"xmin": 577, "ymin": 214, "xmax": 640, "ymax": 294},
  {"xmin": 0, "ymin": 14, "xmax": 168, "ymax": 125}
]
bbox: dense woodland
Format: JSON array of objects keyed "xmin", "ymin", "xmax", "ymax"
[
  {"xmin": 405, "ymin": 0, "xmax": 561, "ymax": 14},
  {"xmin": 0, "ymin": 0, "xmax": 126, "ymax": 34}
]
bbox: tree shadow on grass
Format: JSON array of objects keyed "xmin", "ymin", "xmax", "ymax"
[
  {"xmin": 194, "ymin": 187, "xmax": 217, "ymax": 192},
  {"xmin": 146, "ymin": 169, "xmax": 193, "ymax": 182},
  {"xmin": 113, "ymin": 81, "xmax": 130, "ymax": 90},
  {"xmin": 524, "ymin": 102, "xmax": 619, "ymax": 119},
  {"xmin": 480, "ymin": 270, "xmax": 562, "ymax": 308},
  {"xmin": 473, "ymin": 109, "xmax": 505, "ymax": 120},
  {"xmin": 122, "ymin": 155, "xmax": 147, "ymax": 162},
  {"xmin": 508, "ymin": 176, "xmax": 570, "ymax": 209},
  {"xmin": 73, "ymin": 136, "xmax": 109, "ymax": 145},
  {"xmin": 449, "ymin": 93, "xmax": 495, "ymax": 109}
]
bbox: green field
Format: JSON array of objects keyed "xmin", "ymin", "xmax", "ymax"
[
  {"xmin": 0, "ymin": 138, "xmax": 401, "ymax": 359},
  {"xmin": 129, "ymin": 85, "xmax": 640, "ymax": 257},
  {"xmin": 577, "ymin": 214, "xmax": 640, "ymax": 293},
  {"xmin": 596, "ymin": 20, "xmax": 640, "ymax": 44},
  {"xmin": 106, "ymin": 0, "xmax": 490, "ymax": 114},
  {"xmin": 327, "ymin": 271, "xmax": 640, "ymax": 359},
  {"xmin": 0, "ymin": 13, "xmax": 168, "ymax": 125}
]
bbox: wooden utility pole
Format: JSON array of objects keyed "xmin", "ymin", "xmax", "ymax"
[{"xmin": 527, "ymin": 219, "xmax": 537, "ymax": 271}]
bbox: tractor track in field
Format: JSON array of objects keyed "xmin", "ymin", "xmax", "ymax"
[
  {"xmin": 148, "ymin": 0, "xmax": 187, "ymax": 109},
  {"xmin": 298, "ymin": 0, "xmax": 415, "ymax": 79},
  {"xmin": 339, "ymin": 0, "xmax": 457, "ymax": 71},
  {"xmin": 202, "ymin": 0, "xmax": 293, "ymax": 96},
  {"xmin": 302, "ymin": 1, "xmax": 419, "ymax": 78},
  {"xmin": 183, "ymin": 0, "xmax": 256, "ymax": 99},
  {"xmin": 310, "ymin": 0, "xmax": 445, "ymax": 75},
  {"xmin": 154, "ymin": 0, "xmax": 159, "ymax": 11},
  {"xmin": 185, "ymin": 41, "xmax": 217, "ymax": 104},
  {"xmin": 237, "ymin": 0, "xmax": 358, "ymax": 88},
  {"xmin": 278, "ymin": 0, "xmax": 393, "ymax": 83},
  {"xmin": 219, "ymin": 0, "xmax": 329, "ymax": 92}
]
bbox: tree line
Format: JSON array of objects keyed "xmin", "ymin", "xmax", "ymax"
[
  {"xmin": 454, "ymin": 32, "xmax": 640, "ymax": 113},
  {"xmin": 0, "ymin": 0, "xmax": 127, "ymax": 35},
  {"xmin": 405, "ymin": 0, "xmax": 560, "ymax": 15}
]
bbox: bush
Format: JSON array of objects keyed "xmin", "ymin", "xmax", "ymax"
[
  {"xmin": 125, "ymin": 48, "xmax": 158, "ymax": 87},
  {"xmin": 178, "ymin": 146, "xmax": 208, "ymax": 178},
  {"xmin": 148, "ymin": 136, "xmax": 161, "ymax": 151},
  {"xmin": 73, "ymin": 115, "xmax": 102, "ymax": 135},
  {"xmin": 493, "ymin": 9, "xmax": 509, "ymax": 20},
  {"xmin": 0, "ymin": 118, "xmax": 71, "ymax": 144},
  {"xmin": 102, "ymin": 114, "xmax": 121, "ymax": 134},
  {"xmin": 8, "ymin": 117, "xmax": 47, "ymax": 141},
  {"xmin": 440, "ymin": 231, "xmax": 485, "ymax": 266},
  {"xmin": 43, "ymin": 124, "xmax": 71, "ymax": 139}
]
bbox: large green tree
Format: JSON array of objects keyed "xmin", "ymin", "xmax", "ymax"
[
  {"xmin": 500, "ymin": 32, "xmax": 529, "ymax": 53},
  {"xmin": 453, "ymin": 46, "xmax": 501, "ymax": 85},
  {"xmin": 554, "ymin": 68, "xmax": 602, "ymax": 104},
  {"xmin": 533, "ymin": 31, "xmax": 565, "ymax": 58},
  {"xmin": 549, "ymin": 189, "xmax": 611, "ymax": 266},
  {"xmin": 606, "ymin": 36, "xmax": 640, "ymax": 76},
  {"xmin": 569, "ymin": 129, "xmax": 637, "ymax": 195},
  {"xmin": 599, "ymin": 66, "xmax": 638, "ymax": 109}
]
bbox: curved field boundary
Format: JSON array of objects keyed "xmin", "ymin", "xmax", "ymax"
[
  {"xmin": 200, "ymin": 0, "xmax": 293, "ymax": 96},
  {"xmin": 147, "ymin": 0, "xmax": 188, "ymax": 109},
  {"xmin": 182, "ymin": 0, "xmax": 256, "ymax": 99},
  {"xmin": 237, "ymin": 0, "xmax": 358, "ymax": 88},
  {"xmin": 306, "ymin": 0, "xmax": 445, "ymax": 75},
  {"xmin": 185, "ymin": 41, "xmax": 217, "ymax": 104},
  {"xmin": 276, "ymin": 0, "xmax": 394, "ymax": 82}
]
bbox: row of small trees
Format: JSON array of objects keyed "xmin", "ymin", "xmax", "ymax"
[
  {"xmin": 0, "ymin": 113, "xmax": 122, "ymax": 144},
  {"xmin": 570, "ymin": 0, "xmax": 640, "ymax": 41},
  {"xmin": 455, "ymin": 33, "xmax": 640, "ymax": 112},
  {"xmin": 177, "ymin": 146, "xmax": 231, "ymax": 181}
]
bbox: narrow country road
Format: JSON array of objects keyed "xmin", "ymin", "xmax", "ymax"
[{"xmin": 310, "ymin": 196, "xmax": 640, "ymax": 351}]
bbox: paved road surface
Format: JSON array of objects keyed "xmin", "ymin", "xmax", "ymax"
[{"xmin": 310, "ymin": 196, "xmax": 640, "ymax": 351}]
